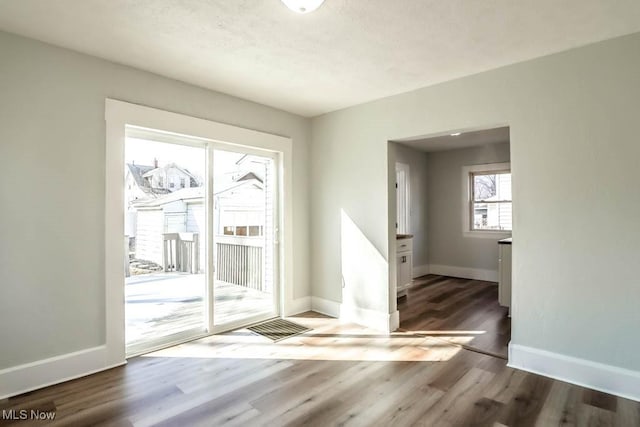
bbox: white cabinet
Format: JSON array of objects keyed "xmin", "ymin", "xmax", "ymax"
[
  {"xmin": 396, "ymin": 236, "xmax": 413, "ymax": 298},
  {"xmin": 498, "ymin": 239, "xmax": 512, "ymax": 311}
]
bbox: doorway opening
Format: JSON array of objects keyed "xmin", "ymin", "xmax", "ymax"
[
  {"xmin": 124, "ymin": 127, "xmax": 279, "ymax": 356},
  {"xmin": 390, "ymin": 125, "xmax": 512, "ymax": 359}
]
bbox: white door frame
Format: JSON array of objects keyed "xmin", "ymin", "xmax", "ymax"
[
  {"xmin": 395, "ymin": 162, "xmax": 410, "ymax": 234},
  {"xmin": 105, "ymin": 99, "xmax": 293, "ymax": 366}
]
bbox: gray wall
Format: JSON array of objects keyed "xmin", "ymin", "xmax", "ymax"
[
  {"xmin": 311, "ymin": 32, "xmax": 640, "ymax": 372},
  {"xmin": 426, "ymin": 142, "xmax": 510, "ymax": 272},
  {"xmin": 0, "ymin": 31, "xmax": 311, "ymax": 370},
  {"xmin": 393, "ymin": 143, "xmax": 429, "ymax": 268}
]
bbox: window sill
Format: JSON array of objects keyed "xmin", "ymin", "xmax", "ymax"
[{"xmin": 463, "ymin": 230, "xmax": 512, "ymax": 239}]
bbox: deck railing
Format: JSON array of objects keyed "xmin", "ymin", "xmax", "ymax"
[
  {"xmin": 215, "ymin": 235, "xmax": 264, "ymax": 291},
  {"xmin": 163, "ymin": 232, "xmax": 200, "ymax": 273},
  {"xmin": 162, "ymin": 233, "xmax": 265, "ymax": 291}
]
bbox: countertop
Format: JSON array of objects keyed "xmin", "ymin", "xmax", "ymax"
[{"xmin": 498, "ymin": 237, "xmax": 512, "ymax": 245}]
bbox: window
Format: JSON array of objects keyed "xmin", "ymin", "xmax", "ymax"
[
  {"xmin": 157, "ymin": 176, "xmax": 164, "ymax": 187},
  {"xmin": 180, "ymin": 177, "xmax": 186, "ymax": 188},
  {"xmin": 221, "ymin": 225, "xmax": 263, "ymax": 236},
  {"xmin": 462, "ymin": 163, "xmax": 512, "ymax": 235}
]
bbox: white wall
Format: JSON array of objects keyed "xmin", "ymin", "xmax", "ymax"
[
  {"xmin": 0, "ymin": 31, "xmax": 311, "ymax": 371},
  {"xmin": 311, "ymin": 31, "xmax": 640, "ymax": 381},
  {"xmin": 393, "ymin": 143, "xmax": 429, "ymax": 269},
  {"xmin": 425, "ymin": 142, "xmax": 511, "ymax": 275}
]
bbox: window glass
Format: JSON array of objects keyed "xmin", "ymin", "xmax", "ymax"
[{"xmin": 471, "ymin": 171, "xmax": 512, "ymax": 231}]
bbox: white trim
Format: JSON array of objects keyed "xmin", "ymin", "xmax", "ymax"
[
  {"xmin": 212, "ymin": 312, "xmax": 278, "ymax": 335},
  {"xmin": 285, "ymin": 297, "xmax": 312, "ymax": 316},
  {"xmin": 389, "ymin": 309, "xmax": 400, "ymax": 332},
  {"xmin": 509, "ymin": 344, "xmax": 640, "ymax": 402},
  {"xmin": 0, "ymin": 346, "xmax": 125, "ymax": 400},
  {"xmin": 105, "ymin": 99, "xmax": 295, "ymax": 362},
  {"xmin": 462, "ymin": 230, "xmax": 512, "ymax": 239},
  {"xmin": 462, "ymin": 162, "xmax": 511, "ymax": 237},
  {"xmin": 429, "ymin": 264, "xmax": 498, "ymax": 282},
  {"xmin": 339, "ymin": 304, "xmax": 397, "ymax": 333},
  {"xmin": 395, "ymin": 162, "xmax": 410, "ymax": 234},
  {"xmin": 311, "ymin": 297, "xmax": 340, "ymax": 318},
  {"xmin": 412, "ymin": 264, "xmax": 430, "ymax": 278}
]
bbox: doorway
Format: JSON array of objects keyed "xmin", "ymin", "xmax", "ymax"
[
  {"xmin": 390, "ymin": 126, "xmax": 512, "ymax": 359},
  {"xmin": 123, "ymin": 128, "xmax": 279, "ymax": 356}
]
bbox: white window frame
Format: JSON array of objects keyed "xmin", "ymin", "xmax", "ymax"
[
  {"xmin": 462, "ymin": 162, "xmax": 512, "ymax": 238},
  {"xmin": 395, "ymin": 162, "xmax": 410, "ymax": 234}
]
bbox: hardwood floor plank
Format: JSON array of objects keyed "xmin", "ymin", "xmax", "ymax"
[
  {"xmin": 2, "ymin": 286, "xmax": 637, "ymax": 427},
  {"xmin": 419, "ymin": 367, "xmax": 497, "ymax": 426},
  {"xmin": 399, "ymin": 275, "xmax": 510, "ymax": 359},
  {"xmin": 584, "ymin": 389, "xmax": 619, "ymax": 412},
  {"xmin": 498, "ymin": 374, "xmax": 554, "ymax": 427}
]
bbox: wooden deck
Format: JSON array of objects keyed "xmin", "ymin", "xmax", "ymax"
[{"xmin": 125, "ymin": 273, "xmax": 273, "ymax": 351}]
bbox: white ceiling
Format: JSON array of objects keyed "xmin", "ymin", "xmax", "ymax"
[
  {"xmin": 395, "ymin": 127, "xmax": 510, "ymax": 152},
  {"xmin": 1, "ymin": 1, "xmax": 639, "ymax": 117}
]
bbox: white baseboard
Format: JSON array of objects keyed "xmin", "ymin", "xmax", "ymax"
[
  {"xmin": 339, "ymin": 304, "xmax": 397, "ymax": 333},
  {"xmin": 429, "ymin": 264, "xmax": 498, "ymax": 282},
  {"xmin": 285, "ymin": 297, "xmax": 311, "ymax": 316},
  {"xmin": 389, "ymin": 310, "xmax": 400, "ymax": 332},
  {"xmin": 412, "ymin": 264, "xmax": 430, "ymax": 278},
  {"xmin": 508, "ymin": 344, "xmax": 640, "ymax": 402},
  {"xmin": 311, "ymin": 297, "xmax": 340, "ymax": 318},
  {"xmin": 0, "ymin": 346, "xmax": 125, "ymax": 400}
]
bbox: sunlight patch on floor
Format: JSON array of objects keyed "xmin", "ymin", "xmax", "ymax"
[{"xmin": 141, "ymin": 315, "xmax": 469, "ymax": 362}]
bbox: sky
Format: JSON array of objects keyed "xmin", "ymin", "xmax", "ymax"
[{"xmin": 125, "ymin": 137, "xmax": 245, "ymax": 181}]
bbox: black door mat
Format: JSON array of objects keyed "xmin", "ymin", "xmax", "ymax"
[{"xmin": 248, "ymin": 318, "xmax": 311, "ymax": 342}]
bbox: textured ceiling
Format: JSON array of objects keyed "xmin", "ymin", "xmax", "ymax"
[{"xmin": 0, "ymin": 1, "xmax": 639, "ymax": 117}]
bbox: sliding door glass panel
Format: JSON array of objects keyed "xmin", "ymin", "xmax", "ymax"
[
  {"xmin": 124, "ymin": 135, "xmax": 207, "ymax": 355},
  {"xmin": 213, "ymin": 149, "xmax": 277, "ymax": 327}
]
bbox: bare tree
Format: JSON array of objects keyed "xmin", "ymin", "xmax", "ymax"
[{"xmin": 474, "ymin": 174, "xmax": 496, "ymax": 200}]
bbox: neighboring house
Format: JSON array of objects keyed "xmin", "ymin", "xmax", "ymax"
[
  {"xmin": 130, "ymin": 170, "xmax": 266, "ymax": 272},
  {"xmin": 124, "ymin": 160, "xmax": 201, "ymax": 237},
  {"xmin": 125, "ymin": 160, "xmax": 199, "ymax": 206},
  {"xmin": 142, "ymin": 162, "xmax": 199, "ymax": 192}
]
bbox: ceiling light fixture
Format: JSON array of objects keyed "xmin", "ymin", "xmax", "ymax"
[
  {"xmin": 450, "ymin": 132, "xmax": 461, "ymax": 136},
  {"xmin": 281, "ymin": 0, "xmax": 325, "ymax": 14}
]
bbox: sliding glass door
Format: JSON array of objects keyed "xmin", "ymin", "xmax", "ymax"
[
  {"xmin": 123, "ymin": 127, "xmax": 279, "ymax": 356},
  {"xmin": 212, "ymin": 148, "xmax": 279, "ymax": 329},
  {"xmin": 124, "ymin": 134, "xmax": 208, "ymax": 356}
]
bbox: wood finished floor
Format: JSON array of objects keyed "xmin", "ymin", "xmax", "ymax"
[
  {"xmin": 398, "ymin": 274, "xmax": 511, "ymax": 359},
  {"xmin": 2, "ymin": 288, "xmax": 639, "ymax": 426}
]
